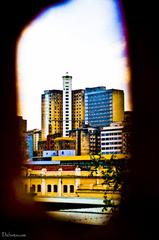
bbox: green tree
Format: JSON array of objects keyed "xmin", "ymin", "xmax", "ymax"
[{"xmin": 90, "ymin": 153, "xmax": 128, "ymax": 213}]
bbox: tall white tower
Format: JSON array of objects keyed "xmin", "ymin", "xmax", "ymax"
[{"xmin": 63, "ymin": 72, "xmax": 72, "ymax": 137}]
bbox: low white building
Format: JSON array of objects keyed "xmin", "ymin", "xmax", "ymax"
[
  {"xmin": 100, "ymin": 122, "xmax": 123, "ymax": 155},
  {"xmin": 43, "ymin": 150, "xmax": 57, "ymax": 157}
]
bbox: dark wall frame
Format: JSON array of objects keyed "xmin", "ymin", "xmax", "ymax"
[{"xmin": 0, "ymin": 0, "xmax": 159, "ymax": 239}]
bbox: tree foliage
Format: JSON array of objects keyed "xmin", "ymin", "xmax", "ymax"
[{"xmin": 90, "ymin": 153, "xmax": 128, "ymax": 213}]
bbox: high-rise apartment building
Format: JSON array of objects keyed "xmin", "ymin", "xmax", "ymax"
[
  {"xmin": 63, "ymin": 72, "xmax": 72, "ymax": 137},
  {"xmin": 72, "ymin": 89, "xmax": 85, "ymax": 129},
  {"xmin": 41, "ymin": 90, "xmax": 63, "ymax": 140},
  {"xmin": 85, "ymin": 87, "xmax": 124, "ymax": 128},
  {"xmin": 100, "ymin": 122, "xmax": 123, "ymax": 154}
]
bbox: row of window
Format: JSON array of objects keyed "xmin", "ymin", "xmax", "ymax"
[
  {"xmin": 101, "ymin": 137, "xmax": 122, "ymax": 140},
  {"xmin": 27, "ymin": 184, "xmax": 75, "ymax": 193},
  {"xmin": 102, "ymin": 151, "xmax": 120, "ymax": 154},
  {"xmin": 101, "ymin": 142, "xmax": 122, "ymax": 145},
  {"xmin": 101, "ymin": 132, "xmax": 122, "ymax": 136},
  {"xmin": 101, "ymin": 147, "xmax": 122, "ymax": 150}
]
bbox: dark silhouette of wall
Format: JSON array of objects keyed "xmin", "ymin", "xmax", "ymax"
[{"xmin": 0, "ymin": 0, "xmax": 159, "ymax": 239}]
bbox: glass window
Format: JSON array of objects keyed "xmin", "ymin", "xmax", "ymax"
[
  {"xmin": 37, "ymin": 184, "xmax": 41, "ymax": 192},
  {"xmin": 47, "ymin": 184, "xmax": 52, "ymax": 192},
  {"xmin": 63, "ymin": 185, "xmax": 68, "ymax": 193},
  {"xmin": 31, "ymin": 184, "xmax": 35, "ymax": 193},
  {"xmin": 53, "ymin": 185, "xmax": 58, "ymax": 192},
  {"xmin": 70, "ymin": 185, "xmax": 74, "ymax": 193}
]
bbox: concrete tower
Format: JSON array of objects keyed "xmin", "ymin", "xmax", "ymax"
[{"xmin": 63, "ymin": 72, "xmax": 72, "ymax": 137}]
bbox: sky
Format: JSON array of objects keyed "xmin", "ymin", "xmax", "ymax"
[{"xmin": 17, "ymin": 0, "xmax": 131, "ymax": 131}]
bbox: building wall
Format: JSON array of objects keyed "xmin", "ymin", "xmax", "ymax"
[
  {"xmin": 80, "ymin": 131, "xmax": 90, "ymax": 155},
  {"xmin": 41, "ymin": 92, "xmax": 49, "ymax": 140},
  {"xmin": 54, "ymin": 137, "xmax": 76, "ymax": 151},
  {"xmin": 22, "ymin": 168, "xmax": 120, "ymax": 200},
  {"xmin": 41, "ymin": 90, "xmax": 63, "ymax": 140},
  {"xmin": 17, "ymin": 116, "xmax": 27, "ymax": 135},
  {"xmin": 122, "ymin": 111, "xmax": 133, "ymax": 154},
  {"xmin": 85, "ymin": 87, "xmax": 124, "ymax": 128},
  {"xmin": 100, "ymin": 123, "xmax": 124, "ymax": 154},
  {"xmin": 27, "ymin": 134, "xmax": 33, "ymax": 159},
  {"xmin": 38, "ymin": 140, "xmax": 47, "ymax": 157},
  {"xmin": 72, "ymin": 89, "xmax": 85, "ymax": 129},
  {"xmin": 85, "ymin": 87, "xmax": 107, "ymax": 127},
  {"xmin": 112, "ymin": 90, "xmax": 124, "ymax": 122},
  {"xmin": 26, "ymin": 129, "xmax": 41, "ymax": 157},
  {"xmin": 33, "ymin": 130, "xmax": 41, "ymax": 152},
  {"xmin": 69, "ymin": 127, "xmax": 100, "ymax": 156},
  {"xmin": 17, "ymin": 116, "xmax": 28, "ymax": 160},
  {"xmin": 63, "ymin": 73, "xmax": 72, "ymax": 137}
]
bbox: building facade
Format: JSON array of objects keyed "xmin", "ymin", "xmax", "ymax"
[
  {"xmin": 100, "ymin": 122, "xmax": 124, "ymax": 155},
  {"xmin": 63, "ymin": 72, "xmax": 72, "ymax": 137},
  {"xmin": 41, "ymin": 90, "xmax": 63, "ymax": 140},
  {"xmin": 21, "ymin": 154, "xmax": 126, "ymax": 199},
  {"xmin": 17, "ymin": 116, "xmax": 27, "ymax": 135},
  {"xmin": 122, "ymin": 111, "xmax": 133, "ymax": 154},
  {"xmin": 54, "ymin": 137, "xmax": 76, "ymax": 153},
  {"xmin": 69, "ymin": 125, "xmax": 100, "ymax": 155},
  {"xmin": 72, "ymin": 89, "xmax": 85, "ymax": 129},
  {"xmin": 38, "ymin": 133, "xmax": 62, "ymax": 156},
  {"xmin": 85, "ymin": 87, "xmax": 124, "ymax": 128},
  {"xmin": 27, "ymin": 133, "xmax": 33, "ymax": 159},
  {"xmin": 17, "ymin": 116, "xmax": 28, "ymax": 160},
  {"xmin": 27, "ymin": 129, "xmax": 41, "ymax": 157}
]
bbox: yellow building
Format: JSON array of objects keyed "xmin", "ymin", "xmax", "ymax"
[
  {"xmin": 72, "ymin": 89, "xmax": 85, "ymax": 129},
  {"xmin": 69, "ymin": 126, "xmax": 100, "ymax": 155},
  {"xmin": 41, "ymin": 90, "xmax": 63, "ymax": 140},
  {"xmin": 21, "ymin": 154, "xmax": 128, "ymax": 200},
  {"xmin": 41, "ymin": 88, "xmax": 85, "ymax": 140},
  {"xmin": 54, "ymin": 137, "xmax": 76, "ymax": 152},
  {"xmin": 112, "ymin": 90, "xmax": 124, "ymax": 122}
]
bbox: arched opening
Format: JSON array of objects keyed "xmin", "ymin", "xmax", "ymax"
[
  {"xmin": 16, "ymin": 0, "xmax": 132, "ymax": 226},
  {"xmin": 1, "ymin": 0, "xmax": 159, "ymax": 239}
]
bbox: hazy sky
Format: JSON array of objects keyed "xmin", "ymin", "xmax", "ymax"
[{"xmin": 17, "ymin": 0, "xmax": 131, "ymax": 130}]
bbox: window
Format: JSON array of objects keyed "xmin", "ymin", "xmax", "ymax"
[
  {"xmin": 53, "ymin": 185, "xmax": 58, "ymax": 192},
  {"xmin": 70, "ymin": 185, "xmax": 74, "ymax": 193},
  {"xmin": 31, "ymin": 185, "xmax": 35, "ymax": 193},
  {"xmin": 37, "ymin": 184, "xmax": 41, "ymax": 192},
  {"xmin": 63, "ymin": 185, "xmax": 67, "ymax": 193},
  {"xmin": 47, "ymin": 184, "xmax": 51, "ymax": 192}
]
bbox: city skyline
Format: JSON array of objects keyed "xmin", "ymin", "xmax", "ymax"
[{"xmin": 17, "ymin": 0, "xmax": 131, "ymax": 130}]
